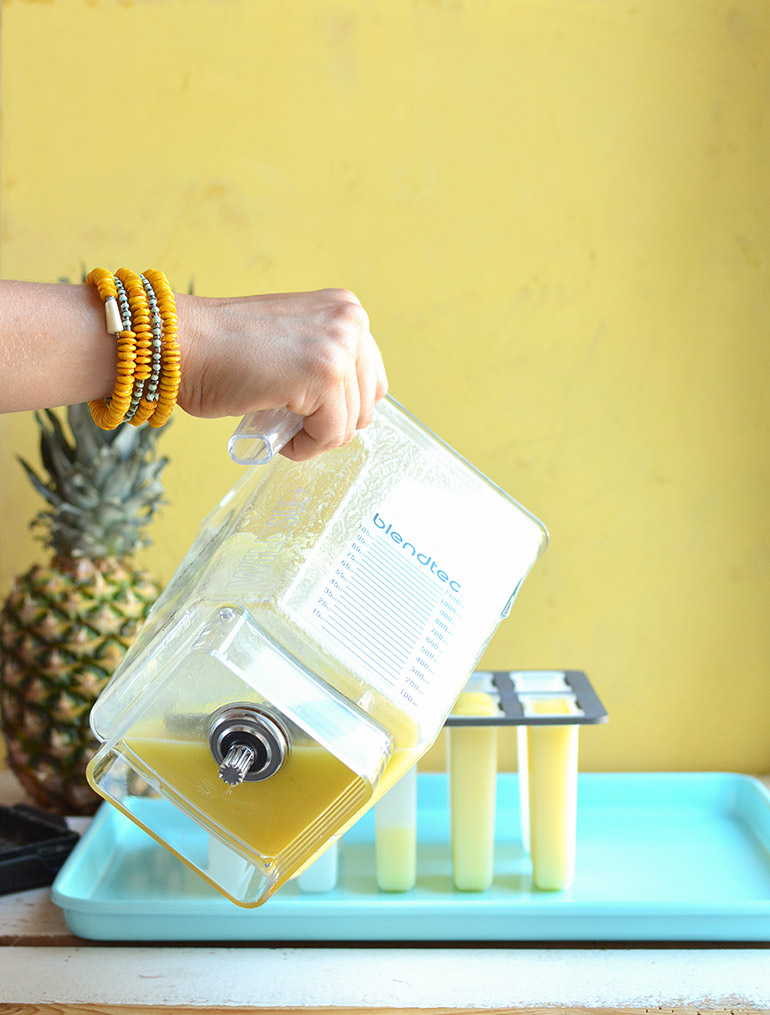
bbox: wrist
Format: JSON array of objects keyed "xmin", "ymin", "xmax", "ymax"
[{"xmin": 175, "ymin": 292, "xmax": 209, "ymax": 416}]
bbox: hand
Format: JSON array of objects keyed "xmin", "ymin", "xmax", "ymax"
[{"xmin": 177, "ymin": 288, "xmax": 388, "ymax": 460}]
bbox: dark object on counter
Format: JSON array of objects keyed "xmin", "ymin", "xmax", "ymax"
[{"xmin": 0, "ymin": 802, "xmax": 80, "ymax": 894}]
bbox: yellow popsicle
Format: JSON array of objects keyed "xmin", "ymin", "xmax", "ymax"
[
  {"xmin": 526, "ymin": 698, "xmax": 578, "ymax": 891},
  {"xmin": 375, "ymin": 825, "xmax": 416, "ymax": 891},
  {"xmin": 375, "ymin": 763, "xmax": 417, "ymax": 891},
  {"xmin": 447, "ymin": 690, "xmax": 499, "ymax": 891}
]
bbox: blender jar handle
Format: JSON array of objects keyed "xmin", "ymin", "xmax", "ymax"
[{"xmin": 228, "ymin": 408, "xmax": 304, "ymax": 465}]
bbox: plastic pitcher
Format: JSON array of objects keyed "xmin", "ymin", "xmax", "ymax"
[{"xmin": 86, "ymin": 397, "xmax": 547, "ymax": 906}]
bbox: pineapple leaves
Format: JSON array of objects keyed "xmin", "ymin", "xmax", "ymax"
[
  {"xmin": 20, "ymin": 403, "xmax": 170, "ymax": 558},
  {"xmin": 112, "ymin": 422, "xmax": 142, "ymax": 461},
  {"xmin": 17, "ymin": 456, "xmax": 64, "ymax": 510},
  {"xmin": 66, "ymin": 403, "xmax": 109, "ymax": 464},
  {"xmin": 37, "ymin": 410, "xmax": 77, "ymax": 503},
  {"xmin": 41, "ymin": 409, "xmax": 76, "ymax": 464}
]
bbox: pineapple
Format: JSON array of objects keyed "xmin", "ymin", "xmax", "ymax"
[{"xmin": 0, "ymin": 404, "xmax": 168, "ymax": 814}]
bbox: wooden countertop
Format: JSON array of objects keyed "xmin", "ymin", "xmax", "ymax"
[{"xmin": 1, "ymin": 770, "xmax": 768, "ymax": 1014}]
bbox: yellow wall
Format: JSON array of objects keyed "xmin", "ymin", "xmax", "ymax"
[{"xmin": 1, "ymin": 0, "xmax": 769, "ymax": 774}]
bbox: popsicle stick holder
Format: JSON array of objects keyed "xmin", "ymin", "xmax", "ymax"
[{"xmin": 299, "ymin": 669, "xmax": 607, "ymax": 895}]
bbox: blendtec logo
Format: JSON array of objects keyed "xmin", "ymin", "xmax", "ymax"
[{"xmin": 372, "ymin": 513, "xmax": 461, "ymax": 592}]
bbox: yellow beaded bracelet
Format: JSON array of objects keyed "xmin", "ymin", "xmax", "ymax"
[
  {"xmin": 86, "ymin": 268, "xmax": 137, "ymax": 431},
  {"xmin": 86, "ymin": 266, "xmax": 179, "ymax": 431},
  {"xmin": 142, "ymin": 268, "xmax": 180, "ymax": 429}
]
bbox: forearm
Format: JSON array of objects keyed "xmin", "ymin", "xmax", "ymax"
[
  {"xmin": 0, "ymin": 280, "xmax": 200, "ymax": 416},
  {"xmin": 0, "ymin": 281, "xmax": 119, "ymax": 413}
]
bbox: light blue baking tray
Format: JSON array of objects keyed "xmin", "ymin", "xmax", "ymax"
[{"xmin": 51, "ymin": 772, "xmax": 770, "ymax": 942}]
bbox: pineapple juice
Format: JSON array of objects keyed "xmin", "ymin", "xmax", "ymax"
[
  {"xmin": 375, "ymin": 827, "xmax": 416, "ymax": 890},
  {"xmin": 447, "ymin": 691, "xmax": 499, "ymax": 891},
  {"xmin": 526, "ymin": 698, "xmax": 579, "ymax": 891},
  {"xmin": 374, "ymin": 763, "xmax": 418, "ymax": 891},
  {"xmin": 124, "ymin": 738, "xmax": 358, "ymax": 857},
  {"xmin": 122, "ymin": 735, "xmax": 419, "ymax": 883}
]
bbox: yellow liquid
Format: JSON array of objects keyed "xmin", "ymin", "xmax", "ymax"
[
  {"xmin": 526, "ymin": 698, "xmax": 578, "ymax": 891},
  {"xmin": 451, "ymin": 690, "xmax": 499, "ymax": 718},
  {"xmin": 447, "ymin": 725, "xmax": 498, "ymax": 891},
  {"xmin": 123, "ymin": 737, "xmax": 420, "ymax": 866},
  {"xmin": 375, "ymin": 826, "xmax": 416, "ymax": 891},
  {"xmin": 446, "ymin": 689, "xmax": 499, "ymax": 891},
  {"xmin": 125, "ymin": 738, "xmax": 360, "ymax": 860}
]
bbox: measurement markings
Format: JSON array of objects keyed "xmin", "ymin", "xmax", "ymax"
[
  {"xmin": 343, "ymin": 570, "xmax": 429, "ymax": 644},
  {"xmin": 324, "ymin": 600, "xmax": 413, "ymax": 666},
  {"xmin": 328, "ymin": 588, "xmax": 417, "ymax": 657},
  {"xmin": 363, "ymin": 572, "xmax": 437, "ymax": 622},
  {"xmin": 355, "ymin": 543, "xmax": 439, "ymax": 615},
  {"xmin": 366, "ymin": 540, "xmax": 441, "ymax": 609},
  {"xmin": 311, "ymin": 522, "xmax": 458, "ymax": 688},
  {"xmin": 323, "ymin": 616, "xmax": 404, "ymax": 682},
  {"xmin": 366, "ymin": 536, "xmax": 440, "ymax": 591}
]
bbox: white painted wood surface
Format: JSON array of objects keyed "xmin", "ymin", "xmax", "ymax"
[
  {"xmin": 1, "ymin": 770, "xmax": 768, "ymax": 1011},
  {"xmin": 1, "ymin": 944, "xmax": 770, "ymax": 1010}
]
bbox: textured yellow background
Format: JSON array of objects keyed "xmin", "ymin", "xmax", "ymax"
[{"xmin": 1, "ymin": 0, "xmax": 768, "ymax": 773}]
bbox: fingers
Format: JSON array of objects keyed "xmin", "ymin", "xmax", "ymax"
[
  {"xmin": 371, "ymin": 332, "xmax": 389, "ymax": 403},
  {"xmin": 287, "ymin": 367, "xmax": 363, "ymax": 461},
  {"xmin": 281, "ymin": 292, "xmax": 387, "ymax": 461},
  {"xmin": 295, "ymin": 364, "xmax": 360, "ymax": 458},
  {"xmin": 355, "ymin": 333, "xmax": 380, "ymax": 431},
  {"xmin": 180, "ymin": 285, "xmax": 387, "ymax": 461}
]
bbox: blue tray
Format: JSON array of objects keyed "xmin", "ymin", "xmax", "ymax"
[{"xmin": 51, "ymin": 772, "xmax": 770, "ymax": 942}]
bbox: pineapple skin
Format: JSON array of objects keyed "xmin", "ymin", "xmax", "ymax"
[
  {"xmin": 0, "ymin": 556, "xmax": 160, "ymax": 814},
  {"xmin": 0, "ymin": 402, "xmax": 168, "ymax": 815}
]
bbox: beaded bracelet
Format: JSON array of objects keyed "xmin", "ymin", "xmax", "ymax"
[
  {"xmin": 130, "ymin": 273, "xmax": 164, "ymax": 426},
  {"xmin": 142, "ymin": 268, "xmax": 180, "ymax": 429},
  {"xmin": 86, "ymin": 267, "xmax": 180, "ymax": 430},
  {"xmin": 115, "ymin": 268, "xmax": 152, "ymax": 425},
  {"xmin": 86, "ymin": 268, "xmax": 137, "ymax": 430}
]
